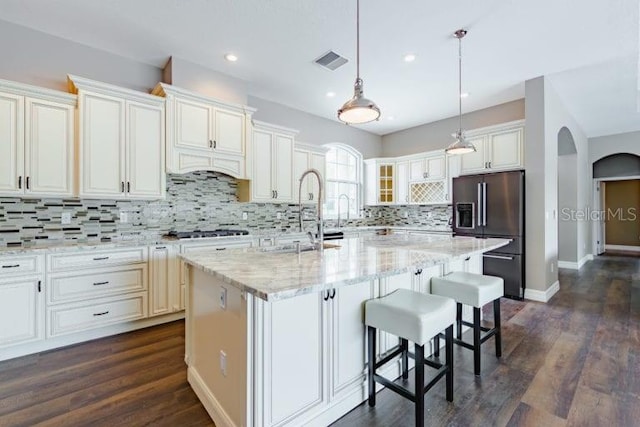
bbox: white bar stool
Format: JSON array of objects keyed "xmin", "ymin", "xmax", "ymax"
[
  {"xmin": 430, "ymin": 271, "xmax": 504, "ymax": 376},
  {"xmin": 365, "ymin": 289, "xmax": 456, "ymax": 427}
]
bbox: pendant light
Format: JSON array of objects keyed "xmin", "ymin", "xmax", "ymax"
[
  {"xmin": 337, "ymin": 0, "xmax": 381, "ymax": 124},
  {"xmin": 446, "ymin": 29, "xmax": 476, "ymax": 155}
]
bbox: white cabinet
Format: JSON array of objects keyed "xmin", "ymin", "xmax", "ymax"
[
  {"xmin": 238, "ymin": 121, "xmax": 297, "ymax": 203},
  {"xmin": 409, "ymin": 153, "xmax": 446, "ymax": 181},
  {"xmin": 294, "ymin": 143, "xmax": 327, "ymax": 204},
  {"xmin": 152, "ymin": 83, "xmax": 255, "ymax": 178},
  {"xmin": 395, "ymin": 160, "xmax": 410, "ymax": 205},
  {"xmin": 149, "ymin": 245, "xmax": 179, "ymax": 317},
  {"xmin": 0, "ymin": 82, "xmax": 76, "ymax": 198},
  {"xmin": 69, "ymin": 76, "xmax": 165, "ymax": 200},
  {"xmin": 460, "ymin": 121, "xmax": 524, "ymax": 175},
  {"xmin": 0, "ymin": 254, "xmax": 44, "ymax": 349}
]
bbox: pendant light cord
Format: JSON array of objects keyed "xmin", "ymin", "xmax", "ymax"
[
  {"xmin": 356, "ymin": 0, "xmax": 360, "ymax": 80},
  {"xmin": 458, "ymin": 32, "xmax": 462, "ymax": 133}
]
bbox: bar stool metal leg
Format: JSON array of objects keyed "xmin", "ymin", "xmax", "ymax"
[
  {"xmin": 433, "ymin": 334, "xmax": 440, "ymax": 358},
  {"xmin": 445, "ymin": 325, "xmax": 453, "ymax": 402},
  {"xmin": 367, "ymin": 326, "xmax": 376, "ymax": 407},
  {"xmin": 473, "ymin": 307, "xmax": 481, "ymax": 376},
  {"xmin": 400, "ymin": 338, "xmax": 409, "ymax": 380},
  {"xmin": 456, "ymin": 303, "xmax": 463, "ymax": 340},
  {"xmin": 494, "ymin": 298, "xmax": 502, "ymax": 358},
  {"xmin": 415, "ymin": 343, "xmax": 425, "ymax": 427}
]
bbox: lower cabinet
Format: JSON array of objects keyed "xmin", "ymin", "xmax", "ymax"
[
  {"xmin": 258, "ymin": 280, "xmax": 375, "ymax": 427},
  {"xmin": 149, "ymin": 245, "xmax": 179, "ymax": 317},
  {"xmin": 0, "ymin": 275, "xmax": 44, "ymax": 348}
]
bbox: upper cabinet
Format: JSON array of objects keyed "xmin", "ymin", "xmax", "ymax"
[
  {"xmin": 152, "ymin": 83, "xmax": 255, "ymax": 179},
  {"xmin": 238, "ymin": 121, "xmax": 297, "ymax": 203},
  {"xmin": 364, "ymin": 159, "xmax": 395, "ymax": 205},
  {"xmin": 294, "ymin": 143, "xmax": 327, "ymax": 204},
  {"xmin": 459, "ymin": 120, "xmax": 524, "ymax": 175},
  {"xmin": 0, "ymin": 80, "xmax": 76, "ymax": 198},
  {"xmin": 409, "ymin": 153, "xmax": 446, "ymax": 181},
  {"xmin": 69, "ymin": 75, "xmax": 165, "ymax": 200}
]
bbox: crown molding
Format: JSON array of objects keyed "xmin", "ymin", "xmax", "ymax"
[
  {"xmin": 68, "ymin": 75, "xmax": 164, "ymax": 105},
  {"xmin": 0, "ymin": 78, "xmax": 76, "ymax": 105},
  {"xmin": 152, "ymin": 82, "xmax": 256, "ymax": 115}
]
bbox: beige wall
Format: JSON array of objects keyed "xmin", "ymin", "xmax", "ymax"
[
  {"xmin": 381, "ymin": 99, "xmax": 525, "ymax": 157},
  {"xmin": 604, "ymin": 180, "xmax": 640, "ymax": 247}
]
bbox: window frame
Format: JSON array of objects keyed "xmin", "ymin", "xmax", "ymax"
[{"xmin": 323, "ymin": 143, "xmax": 364, "ymax": 219}]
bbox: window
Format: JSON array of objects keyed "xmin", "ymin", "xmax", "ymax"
[{"xmin": 324, "ymin": 143, "xmax": 362, "ymax": 219}]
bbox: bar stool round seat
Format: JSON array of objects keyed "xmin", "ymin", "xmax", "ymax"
[
  {"xmin": 431, "ymin": 271, "xmax": 504, "ymax": 376},
  {"xmin": 365, "ymin": 289, "xmax": 456, "ymax": 427}
]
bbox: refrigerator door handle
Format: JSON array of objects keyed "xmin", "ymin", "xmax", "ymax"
[
  {"xmin": 483, "ymin": 254, "xmax": 514, "ymax": 261},
  {"xmin": 477, "ymin": 183, "xmax": 482, "ymax": 228},
  {"xmin": 482, "ymin": 182, "xmax": 487, "ymax": 226}
]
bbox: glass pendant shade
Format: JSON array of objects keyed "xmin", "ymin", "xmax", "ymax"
[{"xmin": 338, "ymin": 78, "xmax": 381, "ymax": 124}]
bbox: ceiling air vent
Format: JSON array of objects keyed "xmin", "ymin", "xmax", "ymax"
[{"xmin": 314, "ymin": 51, "xmax": 348, "ymax": 71}]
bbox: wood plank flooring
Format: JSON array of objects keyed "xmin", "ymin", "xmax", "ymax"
[{"xmin": 0, "ymin": 253, "xmax": 638, "ymax": 427}]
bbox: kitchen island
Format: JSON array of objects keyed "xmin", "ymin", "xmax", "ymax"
[{"xmin": 181, "ymin": 234, "xmax": 510, "ymax": 427}]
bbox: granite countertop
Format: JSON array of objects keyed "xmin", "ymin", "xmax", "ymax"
[
  {"xmin": 180, "ymin": 234, "xmax": 509, "ymax": 302},
  {"xmin": 0, "ymin": 226, "xmax": 452, "ymax": 256}
]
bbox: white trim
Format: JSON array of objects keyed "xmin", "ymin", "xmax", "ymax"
[
  {"xmin": 295, "ymin": 141, "xmax": 330, "ymax": 154},
  {"xmin": 605, "ymin": 244, "xmax": 640, "ymax": 252},
  {"xmin": 251, "ymin": 119, "xmax": 299, "ymax": 136},
  {"xmin": 188, "ymin": 367, "xmax": 237, "ymax": 427},
  {"xmin": 0, "ymin": 77, "xmax": 77, "ymax": 104},
  {"xmin": 557, "ymin": 254, "xmax": 591, "ymax": 270},
  {"xmin": 68, "ymin": 75, "xmax": 164, "ymax": 105},
  {"xmin": 463, "ymin": 119, "xmax": 525, "ymax": 138},
  {"xmin": 152, "ymin": 82, "xmax": 256, "ymax": 114},
  {"xmin": 524, "ymin": 281, "xmax": 559, "ymax": 302},
  {"xmin": 594, "ymin": 175, "xmax": 640, "ymax": 182},
  {"xmin": 0, "ymin": 311, "xmax": 184, "ymax": 362},
  {"xmin": 587, "ymin": 254, "xmax": 594, "ymax": 261}
]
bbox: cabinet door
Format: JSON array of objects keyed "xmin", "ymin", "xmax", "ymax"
[
  {"xmin": 363, "ymin": 160, "xmax": 377, "ymax": 206},
  {"xmin": 79, "ymin": 91, "xmax": 126, "ymax": 198},
  {"xmin": 488, "ymin": 127, "xmax": 523, "ymax": 170},
  {"xmin": 395, "ymin": 161, "xmax": 409, "ymax": 204},
  {"xmin": 378, "ymin": 164, "xmax": 394, "ymax": 204},
  {"xmin": 126, "ymin": 101, "xmax": 165, "ymax": 199},
  {"xmin": 175, "ymin": 98, "xmax": 213, "ymax": 152},
  {"xmin": 330, "ymin": 281, "xmax": 375, "ymax": 401},
  {"xmin": 273, "ymin": 134, "xmax": 294, "ymax": 202},
  {"xmin": 24, "ymin": 98, "xmax": 74, "ymax": 197},
  {"xmin": 213, "ymin": 108, "xmax": 244, "ymax": 156},
  {"xmin": 0, "ymin": 277, "xmax": 43, "ymax": 348},
  {"xmin": 0, "ymin": 92, "xmax": 24, "ymax": 195},
  {"xmin": 294, "ymin": 149, "xmax": 312, "ymax": 203},
  {"xmin": 252, "ymin": 129, "xmax": 274, "ymax": 201},
  {"xmin": 309, "ymin": 152, "xmax": 326, "ymax": 202},
  {"xmin": 409, "ymin": 158, "xmax": 425, "ymax": 181},
  {"xmin": 459, "ymin": 136, "xmax": 487, "ymax": 174},
  {"xmin": 264, "ymin": 292, "xmax": 326, "ymax": 426},
  {"xmin": 149, "ymin": 245, "xmax": 175, "ymax": 317},
  {"xmin": 426, "ymin": 155, "xmax": 445, "ymax": 179}
]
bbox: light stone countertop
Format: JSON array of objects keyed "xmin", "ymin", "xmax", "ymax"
[{"xmin": 180, "ymin": 234, "xmax": 509, "ymax": 302}]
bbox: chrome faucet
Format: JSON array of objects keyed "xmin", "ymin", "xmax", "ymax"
[
  {"xmin": 298, "ymin": 169, "xmax": 324, "ymax": 251},
  {"xmin": 337, "ymin": 193, "xmax": 350, "ymax": 228}
]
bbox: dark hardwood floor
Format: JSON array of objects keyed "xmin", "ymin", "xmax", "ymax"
[{"xmin": 0, "ymin": 253, "xmax": 638, "ymax": 427}]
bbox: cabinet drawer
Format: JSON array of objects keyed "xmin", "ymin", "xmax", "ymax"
[
  {"xmin": 48, "ymin": 247, "xmax": 148, "ymax": 272},
  {"xmin": 0, "ymin": 255, "xmax": 42, "ymax": 277},
  {"xmin": 47, "ymin": 292, "xmax": 148, "ymax": 337},
  {"xmin": 48, "ymin": 264, "xmax": 148, "ymax": 305}
]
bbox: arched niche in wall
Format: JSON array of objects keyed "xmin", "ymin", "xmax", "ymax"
[
  {"xmin": 593, "ymin": 153, "xmax": 640, "ymax": 179},
  {"xmin": 557, "ymin": 126, "xmax": 579, "ymax": 263}
]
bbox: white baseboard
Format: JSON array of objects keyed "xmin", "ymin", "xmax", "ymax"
[
  {"xmin": 1, "ymin": 311, "xmax": 185, "ymax": 362},
  {"xmin": 587, "ymin": 254, "xmax": 594, "ymax": 261},
  {"xmin": 524, "ymin": 280, "xmax": 559, "ymax": 302},
  {"xmin": 605, "ymin": 244, "xmax": 640, "ymax": 252},
  {"xmin": 557, "ymin": 255, "xmax": 592, "ymax": 270},
  {"xmin": 188, "ymin": 367, "xmax": 236, "ymax": 427}
]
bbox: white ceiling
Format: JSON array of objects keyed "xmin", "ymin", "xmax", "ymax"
[{"xmin": 0, "ymin": 0, "xmax": 638, "ymax": 137}]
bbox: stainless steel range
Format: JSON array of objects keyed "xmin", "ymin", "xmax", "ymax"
[{"xmin": 165, "ymin": 229, "xmax": 250, "ymax": 239}]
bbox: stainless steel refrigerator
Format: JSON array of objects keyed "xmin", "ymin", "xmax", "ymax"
[{"xmin": 452, "ymin": 170, "xmax": 525, "ymax": 299}]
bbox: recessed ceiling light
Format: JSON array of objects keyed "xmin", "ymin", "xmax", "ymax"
[
  {"xmin": 460, "ymin": 92, "xmax": 470, "ymax": 98},
  {"xmin": 403, "ymin": 54, "xmax": 416, "ymax": 62},
  {"xmin": 326, "ymin": 91, "xmax": 336, "ymax": 98},
  {"xmin": 224, "ymin": 53, "xmax": 238, "ymax": 62}
]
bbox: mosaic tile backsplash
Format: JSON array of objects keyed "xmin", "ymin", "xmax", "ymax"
[{"xmin": 0, "ymin": 171, "xmax": 452, "ymax": 246}]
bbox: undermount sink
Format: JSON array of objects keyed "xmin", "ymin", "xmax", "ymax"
[{"xmin": 259, "ymin": 242, "xmax": 341, "ymax": 254}]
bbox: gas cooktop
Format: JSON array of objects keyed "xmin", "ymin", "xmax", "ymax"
[{"xmin": 165, "ymin": 229, "xmax": 250, "ymax": 239}]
